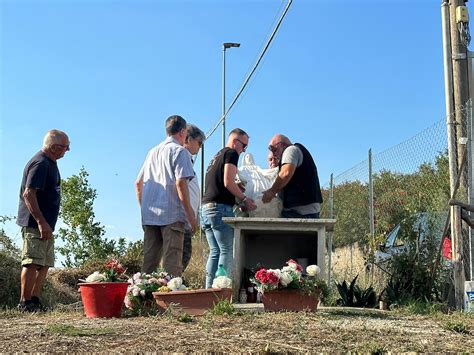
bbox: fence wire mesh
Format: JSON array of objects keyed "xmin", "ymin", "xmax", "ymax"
[{"xmin": 322, "ymin": 106, "xmax": 473, "ymax": 294}]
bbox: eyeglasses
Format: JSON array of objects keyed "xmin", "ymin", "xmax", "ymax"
[
  {"xmin": 235, "ymin": 138, "xmax": 248, "ymax": 150},
  {"xmin": 55, "ymin": 144, "xmax": 70, "ymax": 150}
]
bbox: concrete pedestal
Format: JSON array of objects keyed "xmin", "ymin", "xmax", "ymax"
[{"xmin": 222, "ymin": 217, "xmax": 336, "ymax": 301}]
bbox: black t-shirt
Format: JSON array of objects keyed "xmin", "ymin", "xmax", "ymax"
[
  {"xmin": 17, "ymin": 151, "xmax": 61, "ymax": 230},
  {"xmin": 202, "ymin": 147, "xmax": 239, "ymax": 206}
]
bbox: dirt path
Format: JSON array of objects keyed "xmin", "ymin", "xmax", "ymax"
[{"xmin": 0, "ymin": 308, "xmax": 472, "ymax": 353}]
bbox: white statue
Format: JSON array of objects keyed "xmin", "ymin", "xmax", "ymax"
[{"xmin": 237, "ymin": 152, "xmax": 282, "ymax": 218}]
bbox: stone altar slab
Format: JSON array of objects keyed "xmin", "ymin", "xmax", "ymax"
[{"xmin": 222, "ymin": 217, "xmax": 336, "ymax": 301}]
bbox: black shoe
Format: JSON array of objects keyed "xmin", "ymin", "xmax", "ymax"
[
  {"xmin": 17, "ymin": 300, "xmax": 37, "ymax": 313},
  {"xmin": 31, "ymin": 296, "xmax": 48, "ymax": 312}
]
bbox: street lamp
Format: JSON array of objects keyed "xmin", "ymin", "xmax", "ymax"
[{"xmin": 222, "ymin": 42, "xmax": 240, "ymax": 147}]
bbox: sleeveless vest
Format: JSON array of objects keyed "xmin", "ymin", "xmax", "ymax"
[{"xmin": 281, "ymin": 143, "xmax": 323, "ymax": 208}]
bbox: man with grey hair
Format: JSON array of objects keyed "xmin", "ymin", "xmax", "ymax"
[
  {"xmin": 135, "ymin": 115, "xmax": 197, "ymax": 276},
  {"xmin": 17, "ymin": 129, "xmax": 70, "ymax": 312},
  {"xmin": 182, "ymin": 124, "xmax": 205, "ymax": 271},
  {"xmin": 262, "ymin": 134, "xmax": 323, "ymax": 218}
]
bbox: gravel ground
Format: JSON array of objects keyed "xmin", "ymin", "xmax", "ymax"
[{"xmin": 0, "ymin": 307, "xmax": 472, "ymax": 353}]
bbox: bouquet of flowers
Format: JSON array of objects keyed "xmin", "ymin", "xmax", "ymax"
[
  {"xmin": 124, "ymin": 270, "xmax": 187, "ymax": 314},
  {"xmin": 84, "ymin": 258, "xmax": 127, "ymax": 283},
  {"xmin": 211, "ymin": 276, "xmax": 232, "ymax": 289},
  {"xmin": 252, "ymin": 259, "xmax": 327, "ymax": 298}
]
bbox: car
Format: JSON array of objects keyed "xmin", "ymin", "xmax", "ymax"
[{"xmin": 374, "ymin": 211, "xmax": 451, "ymax": 267}]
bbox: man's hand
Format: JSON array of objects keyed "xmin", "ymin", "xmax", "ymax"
[
  {"xmin": 262, "ymin": 189, "xmax": 276, "ymax": 203},
  {"xmin": 38, "ymin": 221, "xmax": 53, "ymax": 240},
  {"xmin": 244, "ymin": 197, "xmax": 257, "ymax": 211},
  {"xmin": 188, "ymin": 215, "xmax": 198, "ymax": 234}
]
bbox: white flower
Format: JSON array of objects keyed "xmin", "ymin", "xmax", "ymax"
[
  {"xmin": 279, "ymin": 271, "xmax": 293, "ymax": 287},
  {"xmin": 306, "ymin": 265, "xmax": 321, "ymax": 277},
  {"xmin": 133, "ymin": 272, "xmax": 142, "ymax": 281},
  {"xmin": 212, "ymin": 276, "xmax": 232, "ymax": 289},
  {"xmin": 85, "ymin": 271, "xmax": 105, "ymax": 283},
  {"xmin": 132, "ymin": 286, "xmax": 140, "ymax": 297},
  {"xmin": 140, "ymin": 289, "xmax": 146, "ymax": 296},
  {"xmin": 167, "ymin": 277, "xmax": 183, "ymax": 291},
  {"xmin": 124, "ymin": 295, "xmax": 133, "ymax": 309}
]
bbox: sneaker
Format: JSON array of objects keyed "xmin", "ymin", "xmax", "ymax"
[
  {"xmin": 31, "ymin": 296, "xmax": 48, "ymax": 312},
  {"xmin": 17, "ymin": 300, "xmax": 37, "ymax": 313}
]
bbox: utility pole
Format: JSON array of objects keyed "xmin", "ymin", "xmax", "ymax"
[
  {"xmin": 450, "ymin": 0, "xmax": 471, "ymax": 310},
  {"xmin": 450, "ymin": 0, "xmax": 470, "ymax": 168}
]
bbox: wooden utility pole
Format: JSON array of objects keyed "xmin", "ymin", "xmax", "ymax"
[
  {"xmin": 450, "ymin": 0, "xmax": 470, "ymax": 165},
  {"xmin": 448, "ymin": 0, "xmax": 470, "ymax": 311}
]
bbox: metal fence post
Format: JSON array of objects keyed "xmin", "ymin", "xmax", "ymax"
[
  {"xmin": 468, "ymin": 98, "xmax": 474, "ymax": 281},
  {"xmin": 368, "ymin": 149, "xmax": 375, "ymax": 240},
  {"xmin": 328, "ymin": 173, "xmax": 334, "ymax": 286}
]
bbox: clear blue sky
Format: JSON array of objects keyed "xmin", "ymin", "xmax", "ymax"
[{"xmin": 0, "ymin": 0, "xmax": 452, "ymax": 252}]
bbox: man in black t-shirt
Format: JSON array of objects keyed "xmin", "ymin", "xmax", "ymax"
[
  {"xmin": 16, "ymin": 129, "xmax": 70, "ymax": 312},
  {"xmin": 201, "ymin": 128, "xmax": 257, "ymax": 288}
]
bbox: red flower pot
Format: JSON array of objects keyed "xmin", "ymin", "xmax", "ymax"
[
  {"xmin": 152, "ymin": 288, "xmax": 232, "ymax": 316},
  {"xmin": 262, "ymin": 289, "xmax": 320, "ymax": 312},
  {"xmin": 79, "ymin": 282, "xmax": 129, "ymax": 318}
]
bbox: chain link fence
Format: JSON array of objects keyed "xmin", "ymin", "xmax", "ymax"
[{"xmin": 322, "ymin": 107, "xmax": 473, "ymax": 295}]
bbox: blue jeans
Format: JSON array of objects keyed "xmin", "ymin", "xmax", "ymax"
[
  {"xmin": 200, "ymin": 203, "xmax": 235, "ymax": 288},
  {"xmin": 281, "ymin": 210, "xmax": 320, "ymax": 219}
]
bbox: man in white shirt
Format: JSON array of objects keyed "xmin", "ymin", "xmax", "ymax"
[{"xmin": 135, "ymin": 115, "xmax": 197, "ymax": 276}]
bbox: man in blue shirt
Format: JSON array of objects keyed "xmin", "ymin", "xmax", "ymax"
[{"xmin": 17, "ymin": 129, "xmax": 70, "ymax": 312}]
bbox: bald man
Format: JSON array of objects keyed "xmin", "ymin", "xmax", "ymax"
[{"xmin": 262, "ymin": 134, "xmax": 323, "ymax": 218}]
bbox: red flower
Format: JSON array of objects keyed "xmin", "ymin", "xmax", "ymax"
[
  {"xmin": 255, "ymin": 269, "xmax": 279, "ymax": 285},
  {"xmin": 286, "ymin": 259, "xmax": 303, "ymax": 272},
  {"xmin": 106, "ymin": 259, "xmax": 125, "ymax": 274}
]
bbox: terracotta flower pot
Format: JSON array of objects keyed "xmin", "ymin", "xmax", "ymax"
[
  {"xmin": 152, "ymin": 288, "xmax": 232, "ymax": 316},
  {"xmin": 262, "ymin": 289, "xmax": 320, "ymax": 312},
  {"xmin": 79, "ymin": 282, "xmax": 129, "ymax": 318}
]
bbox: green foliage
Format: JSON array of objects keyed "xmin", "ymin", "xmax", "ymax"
[
  {"xmin": 177, "ymin": 313, "xmax": 194, "ymax": 323},
  {"xmin": 335, "ymin": 275, "xmax": 377, "ymax": 308},
  {"xmin": 444, "ymin": 320, "xmax": 470, "ymax": 334},
  {"xmin": 57, "ymin": 167, "xmax": 127, "ymax": 267},
  {"xmin": 384, "ymin": 214, "xmax": 449, "ymax": 303},
  {"xmin": 399, "ymin": 300, "xmax": 447, "ymax": 315},
  {"xmin": 0, "ymin": 216, "xmax": 20, "ymax": 260},
  {"xmin": 211, "ymin": 299, "xmax": 241, "ymax": 316},
  {"xmin": 0, "ymin": 216, "xmax": 21, "ymax": 308},
  {"xmin": 321, "ymin": 152, "xmax": 450, "ymax": 249},
  {"xmin": 322, "ymin": 181, "xmax": 370, "ymax": 248}
]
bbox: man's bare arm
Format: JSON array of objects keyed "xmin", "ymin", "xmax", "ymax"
[
  {"xmin": 176, "ymin": 178, "xmax": 198, "ymax": 232},
  {"xmin": 23, "ymin": 187, "xmax": 52, "ymax": 240}
]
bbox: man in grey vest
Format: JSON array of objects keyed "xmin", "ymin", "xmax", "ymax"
[{"xmin": 262, "ymin": 134, "xmax": 323, "ymax": 218}]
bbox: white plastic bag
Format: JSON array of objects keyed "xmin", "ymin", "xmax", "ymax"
[{"xmin": 237, "ymin": 153, "xmax": 282, "ymax": 217}]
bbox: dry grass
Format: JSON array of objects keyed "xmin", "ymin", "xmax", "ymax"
[
  {"xmin": 1, "ymin": 237, "xmax": 473, "ymax": 352},
  {"xmin": 0, "ymin": 308, "xmax": 472, "ymax": 352}
]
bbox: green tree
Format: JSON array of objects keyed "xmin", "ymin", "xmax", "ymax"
[
  {"xmin": 57, "ymin": 167, "xmax": 127, "ymax": 267},
  {"xmin": 0, "ymin": 215, "xmax": 20, "ymax": 260}
]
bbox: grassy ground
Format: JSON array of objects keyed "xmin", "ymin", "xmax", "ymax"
[{"xmin": 0, "ymin": 307, "xmax": 472, "ymax": 352}]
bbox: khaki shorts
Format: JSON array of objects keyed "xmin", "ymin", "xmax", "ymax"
[{"xmin": 21, "ymin": 227, "xmax": 55, "ymax": 267}]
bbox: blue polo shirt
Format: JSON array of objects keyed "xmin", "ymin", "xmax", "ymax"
[{"xmin": 17, "ymin": 151, "xmax": 61, "ymax": 230}]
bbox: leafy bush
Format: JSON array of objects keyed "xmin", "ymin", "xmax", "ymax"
[
  {"xmin": 335, "ymin": 275, "xmax": 377, "ymax": 308},
  {"xmin": 57, "ymin": 167, "xmax": 127, "ymax": 267},
  {"xmin": 383, "ymin": 214, "xmax": 451, "ymax": 304}
]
